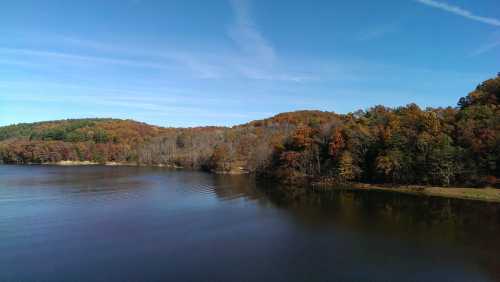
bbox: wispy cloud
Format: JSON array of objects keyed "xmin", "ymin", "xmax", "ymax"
[
  {"xmin": 0, "ymin": 80, "xmax": 242, "ymax": 106},
  {"xmin": 0, "ymin": 0, "xmax": 319, "ymax": 84},
  {"xmin": 0, "ymin": 47, "xmax": 176, "ymax": 70},
  {"xmin": 471, "ymin": 39, "xmax": 500, "ymax": 56},
  {"xmin": 59, "ymin": 38, "xmax": 224, "ymax": 79},
  {"xmin": 228, "ymin": 0, "xmax": 276, "ymax": 64},
  {"xmin": 0, "ymin": 91, "xmax": 264, "ymax": 124},
  {"xmin": 233, "ymin": 64, "xmax": 316, "ymax": 82},
  {"xmin": 0, "ymin": 33, "xmax": 225, "ymax": 79},
  {"xmin": 225, "ymin": 0, "xmax": 318, "ymax": 82},
  {"xmin": 414, "ymin": 0, "xmax": 500, "ymax": 27},
  {"xmin": 357, "ymin": 24, "xmax": 399, "ymax": 41},
  {"xmin": 1, "ymin": 29, "xmax": 313, "ymax": 83},
  {"xmin": 470, "ymin": 32, "xmax": 500, "ymax": 56}
]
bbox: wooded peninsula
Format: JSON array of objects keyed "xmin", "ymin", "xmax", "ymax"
[{"xmin": 1, "ymin": 76, "xmax": 498, "ymax": 191}]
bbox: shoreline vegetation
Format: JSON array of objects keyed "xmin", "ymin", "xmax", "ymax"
[
  {"xmin": 13, "ymin": 160, "xmax": 500, "ymax": 203},
  {"xmin": 34, "ymin": 160, "xmax": 245, "ymax": 172},
  {"xmin": 1, "ymin": 76, "xmax": 499, "ymax": 201},
  {"xmin": 315, "ymin": 182, "xmax": 500, "ymax": 203}
]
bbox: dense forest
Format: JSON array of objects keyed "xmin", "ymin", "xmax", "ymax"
[{"xmin": 1, "ymin": 76, "xmax": 498, "ymax": 187}]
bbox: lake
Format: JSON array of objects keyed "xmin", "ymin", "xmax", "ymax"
[{"xmin": 1, "ymin": 165, "xmax": 499, "ymax": 282}]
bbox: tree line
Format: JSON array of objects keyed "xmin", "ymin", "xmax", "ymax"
[{"xmin": 1, "ymin": 76, "xmax": 498, "ymax": 187}]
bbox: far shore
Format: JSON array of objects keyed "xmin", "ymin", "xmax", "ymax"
[
  {"xmin": 7, "ymin": 161, "xmax": 500, "ymax": 203},
  {"xmin": 42, "ymin": 160, "xmax": 137, "ymax": 166},
  {"xmin": 41, "ymin": 161, "xmax": 251, "ymax": 175},
  {"xmin": 37, "ymin": 160, "xmax": 181, "ymax": 168}
]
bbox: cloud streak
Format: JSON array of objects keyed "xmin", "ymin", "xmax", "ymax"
[
  {"xmin": 357, "ymin": 24, "xmax": 399, "ymax": 41},
  {"xmin": 0, "ymin": 47, "xmax": 176, "ymax": 70},
  {"xmin": 225, "ymin": 0, "xmax": 319, "ymax": 82},
  {"xmin": 471, "ymin": 39, "xmax": 500, "ymax": 56},
  {"xmin": 0, "ymin": 0, "xmax": 318, "ymax": 84},
  {"xmin": 1, "ymin": 30, "xmax": 312, "ymax": 83},
  {"xmin": 414, "ymin": 0, "xmax": 500, "ymax": 27},
  {"xmin": 228, "ymin": 0, "xmax": 276, "ymax": 64},
  {"xmin": 470, "ymin": 31, "xmax": 500, "ymax": 56}
]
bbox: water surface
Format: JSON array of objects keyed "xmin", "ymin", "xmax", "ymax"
[{"xmin": 1, "ymin": 165, "xmax": 499, "ymax": 281}]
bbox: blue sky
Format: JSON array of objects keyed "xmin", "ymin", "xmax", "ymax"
[{"xmin": 0, "ymin": 0, "xmax": 499, "ymax": 127}]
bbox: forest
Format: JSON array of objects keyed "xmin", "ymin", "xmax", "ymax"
[{"xmin": 1, "ymin": 76, "xmax": 498, "ymax": 188}]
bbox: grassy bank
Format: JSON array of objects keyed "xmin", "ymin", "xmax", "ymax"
[{"xmin": 336, "ymin": 183, "xmax": 500, "ymax": 203}]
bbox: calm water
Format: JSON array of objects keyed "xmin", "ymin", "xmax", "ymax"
[{"xmin": 1, "ymin": 166, "xmax": 499, "ymax": 282}]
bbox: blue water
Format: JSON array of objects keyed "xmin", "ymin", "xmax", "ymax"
[{"xmin": 1, "ymin": 165, "xmax": 499, "ymax": 282}]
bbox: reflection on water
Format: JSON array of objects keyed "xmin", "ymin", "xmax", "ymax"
[
  {"xmin": 0, "ymin": 165, "xmax": 499, "ymax": 282},
  {"xmin": 265, "ymin": 186, "xmax": 500, "ymax": 279}
]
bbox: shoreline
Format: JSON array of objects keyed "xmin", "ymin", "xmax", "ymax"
[
  {"xmin": 49, "ymin": 161, "xmax": 249, "ymax": 174},
  {"xmin": 43, "ymin": 160, "xmax": 139, "ymax": 166},
  {"xmin": 4, "ymin": 162, "xmax": 500, "ymax": 203},
  {"xmin": 311, "ymin": 182, "xmax": 500, "ymax": 203},
  {"xmin": 31, "ymin": 161, "xmax": 181, "ymax": 168},
  {"xmin": 35, "ymin": 161, "xmax": 248, "ymax": 174}
]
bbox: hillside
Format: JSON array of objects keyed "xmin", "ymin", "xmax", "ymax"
[
  {"xmin": 1, "ymin": 76, "xmax": 498, "ymax": 187},
  {"xmin": 0, "ymin": 118, "xmax": 165, "ymax": 143},
  {"xmin": 0, "ymin": 119, "xmax": 168, "ymax": 164}
]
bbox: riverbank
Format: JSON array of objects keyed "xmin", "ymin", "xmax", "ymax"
[
  {"xmin": 38, "ymin": 161, "xmax": 250, "ymax": 174},
  {"xmin": 37, "ymin": 161, "xmax": 180, "ymax": 168},
  {"xmin": 42, "ymin": 160, "xmax": 136, "ymax": 166},
  {"xmin": 312, "ymin": 183, "xmax": 500, "ymax": 203},
  {"xmin": 8, "ymin": 162, "xmax": 500, "ymax": 203}
]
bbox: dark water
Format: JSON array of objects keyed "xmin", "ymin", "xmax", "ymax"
[{"xmin": 1, "ymin": 166, "xmax": 500, "ymax": 282}]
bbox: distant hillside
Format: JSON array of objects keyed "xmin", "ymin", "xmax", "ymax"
[
  {"xmin": 0, "ymin": 119, "xmax": 168, "ymax": 164},
  {"xmin": 247, "ymin": 110, "xmax": 341, "ymax": 127},
  {"xmin": 1, "ymin": 76, "xmax": 498, "ymax": 187},
  {"xmin": 0, "ymin": 118, "xmax": 164, "ymax": 143}
]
